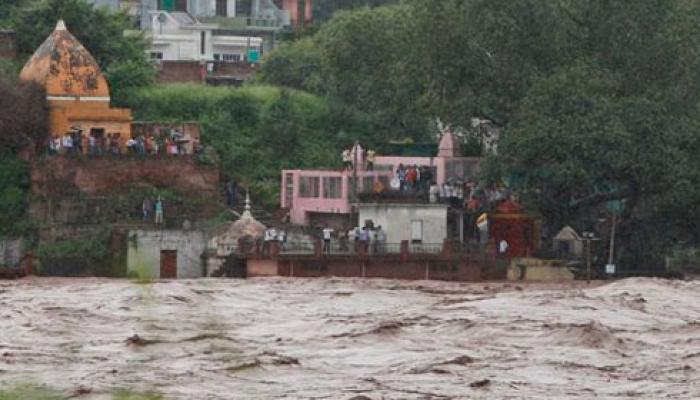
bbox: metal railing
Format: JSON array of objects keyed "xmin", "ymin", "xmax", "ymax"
[{"xmin": 276, "ymin": 240, "xmax": 449, "ymax": 256}]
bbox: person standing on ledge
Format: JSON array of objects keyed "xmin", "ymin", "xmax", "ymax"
[
  {"xmin": 142, "ymin": 197, "xmax": 153, "ymax": 222},
  {"xmin": 154, "ymin": 197, "xmax": 164, "ymax": 225},
  {"xmin": 366, "ymin": 149, "xmax": 376, "ymax": 171},
  {"xmin": 322, "ymin": 225, "xmax": 334, "ymax": 255}
]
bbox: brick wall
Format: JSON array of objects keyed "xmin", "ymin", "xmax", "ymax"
[
  {"xmin": 156, "ymin": 61, "xmax": 204, "ymax": 84},
  {"xmin": 31, "ymin": 156, "xmax": 219, "ymax": 198},
  {"xmin": 273, "ymin": 257, "xmax": 483, "ymax": 282}
]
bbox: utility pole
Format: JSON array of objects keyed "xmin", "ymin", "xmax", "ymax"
[
  {"xmin": 586, "ymin": 236, "xmax": 591, "ymax": 284},
  {"xmin": 608, "ymin": 214, "xmax": 617, "ymax": 268},
  {"xmin": 352, "ymin": 141, "xmax": 358, "ymax": 202},
  {"xmin": 583, "ymin": 231, "xmax": 595, "ymax": 284}
]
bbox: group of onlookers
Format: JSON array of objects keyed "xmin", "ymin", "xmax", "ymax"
[
  {"xmin": 394, "ymin": 164, "xmax": 433, "ymax": 192},
  {"xmin": 262, "ymin": 227, "xmax": 288, "ymax": 255},
  {"xmin": 317, "ymin": 224, "xmax": 386, "ymax": 255},
  {"xmin": 429, "ymin": 181, "xmax": 465, "ymax": 205},
  {"xmin": 47, "ymin": 129, "xmax": 200, "ymax": 157},
  {"xmin": 341, "ymin": 146, "xmax": 376, "ymax": 171}
]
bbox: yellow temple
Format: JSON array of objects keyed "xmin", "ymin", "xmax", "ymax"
[{"xmin": 19, "ymin": 20, "xmax": 132, "ymax": 144}]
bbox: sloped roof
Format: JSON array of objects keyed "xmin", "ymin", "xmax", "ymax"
[
  {"xmin": 217, "ymin": 193, "xmax": 266, "ymax": 248},
  {"xmin": 554, "ymin": 226, "xmax": 582, "ymax": 241},
  {"xmin": 438, "ymin": 130, "xmax": 461, "ymax": 157},
  {"xmin": 19, "ymin": 20, "xmax": 111, "ymax": 99}
]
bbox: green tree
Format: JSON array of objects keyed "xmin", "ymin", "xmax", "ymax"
[{"xmin": 0, "ymin": 154, "xmax": 30, "ymax": 238}]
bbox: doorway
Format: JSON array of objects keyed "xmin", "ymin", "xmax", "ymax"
[
  {"xmin": 160, "ymin": 250, "xmax": 177, "ymax": 279},
  {"xmin": 221, "ymin": 254, "xmax": 247, "ymax": 278}
]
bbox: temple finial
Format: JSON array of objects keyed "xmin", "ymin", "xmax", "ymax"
[{"xmin": 241, "ymin": 191, "xmax": 253, "ymax": 219}]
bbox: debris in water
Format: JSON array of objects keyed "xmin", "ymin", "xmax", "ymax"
[{"xmin": 470, "ymin": 379, "xmax": 491, "ymax": 388}]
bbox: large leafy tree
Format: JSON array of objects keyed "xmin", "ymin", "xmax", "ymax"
[
  {"xmin": 11, "ymin": 0, "xmax": 154, "ymax": 105},
  {"xmin": 499, "ymin": 0, "xmax": 700, "ymax": 270},
  {"xmin": 259, "ymin": 0, "xmax": 700, "ymax": 269}
]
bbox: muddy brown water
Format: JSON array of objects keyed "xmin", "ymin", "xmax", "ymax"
[{"xmin": 0, "ymin": 277, "xmax": 699, "ymax": 399}]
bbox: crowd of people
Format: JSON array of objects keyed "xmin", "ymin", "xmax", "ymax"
[
  {"xmin": 317, "ymin": 223, "xmax": 387, "ymax": 255},
  {"xmin": 393, "ymin": 164, "xmax": 433, "ymax": 193},
  {"xmin": 262, "ymin": 227, "xmax": 288, "ymax": 255},
  {"xmin": 47, "ymin": 128, "xmax": 200, "ymax": 158}
]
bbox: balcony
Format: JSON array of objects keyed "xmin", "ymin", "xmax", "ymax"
[{"xmin": 201, "ymin": 16, "xmax": 287, "ymax": 31}]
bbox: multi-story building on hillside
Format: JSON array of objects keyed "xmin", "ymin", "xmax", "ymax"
[{"xmin": 89, "ymin": 0, "xmax": 294, "ymax": 53}]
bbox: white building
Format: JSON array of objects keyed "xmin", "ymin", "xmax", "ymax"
[
  {"xmin": 358, "ymin": 203, "xmax": 449, "ymax": 245},
  {"xmin": 148, "ymin": 11, "xmax": 263, "ymax": 63},
  {"xmin": 127, "ymin": 229, "xmax": 207, "ymax": 279},
  {"xmin": 89, "ymin": 0, "xmax": 287, "ymax": 55}
]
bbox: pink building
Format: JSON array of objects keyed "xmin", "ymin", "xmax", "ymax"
[
  {"xmin": 280, "ymin": 0, "xmax": 313, "ymax": 28},
  {"xmin": 280, "ymin": 132, "xmax": 482, "ymax": 227}
]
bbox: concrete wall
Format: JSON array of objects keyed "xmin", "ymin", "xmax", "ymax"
[
  {"xmin": 30, "ymin": 156, "xmax": 220, "ymax": 198},
  {"xmin": 157, "ymin": 61, "xmax": 204, "ymax": 83},
  {"xmin": 275, "ymin": 258, "xmax": 481, "ymax": 282},
  {"xmin": 358, "ymin": 203, "xmax": 448, "ymax": 244},
  {"xmin": 247, "ymin": 259, "xmax": 278, "ymax": 277},
  {"xmin": 507, "ymin": 258, "xmax": 575, "ymax": 282},
  {"xmin": 127, "ymin": 229, "xmax": 206, "ymax": 278},
  {"xmin": 0, "ymin": 239, "xmax": 23, "ymax": 268}
]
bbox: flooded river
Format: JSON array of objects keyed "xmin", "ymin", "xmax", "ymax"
[{"xmin": 0, "ymin": 277, "xmax": 699, "ymax": 399}]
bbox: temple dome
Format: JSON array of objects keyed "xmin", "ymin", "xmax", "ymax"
[
  {"xmin": 19, "ymin": 20, "xmax": 111, "ymax": 99},
  {"xmin": 216, "ymin": 193, "xmax": 266, "ymax": 256}
]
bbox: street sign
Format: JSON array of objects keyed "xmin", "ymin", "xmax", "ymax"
[
  {"xmin": 605, "ymin": 264, "xmax": 616, "ymax": 275},
  {"xmin": 247, "ymin": 49, "xmax": 259, "ymax": 64}
]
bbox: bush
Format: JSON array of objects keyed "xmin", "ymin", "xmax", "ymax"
[{"xmin": 122, "ymin": 84, "xmax": 340, "ymax": 207}]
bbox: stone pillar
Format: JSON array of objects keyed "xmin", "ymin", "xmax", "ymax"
[
  {"xmin": 270, "ymin": 241, "xmax": 280, "ymax": 259},
  {"xmin": 442, "ymin": 239, "xmax": 453, "ymax": 259},
  {"xmin": 314, "ymin": 239, "xmax": 322, "ymax": 258},
  {"xmin": 400, "ymin": 240, "xmax": 409, "ymax": 262}
]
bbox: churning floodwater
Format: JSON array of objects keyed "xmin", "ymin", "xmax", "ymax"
[{"xmin": 0, "ymin": 277, "xmax": 699, "ymax": 399}]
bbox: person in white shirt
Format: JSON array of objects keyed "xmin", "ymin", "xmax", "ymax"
[
  {"xmin": 375, "ymin": 226, "xmax": 386, "ymax": 254},
  {"xmin": 368, "ymin": 228, "xmax": 377, "ymax": 254},
  {"xmin": 342, "ymin": 149, "xmax": 352, "ymax": 170},
  {"xmin": 358, "ymin": 227, "xmax": 370, "ymax": 254},
  {"xmin": 429, "ymin": 183, "xmax": 440, "ymax": 204},
  {"xmin": 499, "ymin": 239, "xmax": 509, "ymax": 257},
  {"xmin": 277, "ymin": 229, "xmax": 287, "ymax": 251},
  {"xmin": 263, "ymin": 228, "xmax": 277, "ymax": 256},
  {"xmin": 62, "ymin": 134, "xmax": 73, "ymax": 155},
  {"xmin": 322, "ymin": 225, "xmax": 334, "ymax": 255}
]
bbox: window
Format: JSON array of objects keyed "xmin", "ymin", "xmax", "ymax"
[
  {"xmin": 323, "ymin": 177, "xmax": 342, "ymax": 199},
  {"xmin": 149, "ymin": 52, "xmax": 163, "ymax": 60},
  {"xmin": 411, "ymin": 220, "xmax": 423, "ymax": 244},
  {"xmin": 175, "ymin": 0, "xmax": 187, "ymax": 12},
  {"xmin": 200, "ymin": 32, "xmax": 206, "ymax": 55},
  {"xmin": 236, "ymin": 0, "xmax": 252, "ymax": 16},
  {"xmin": 216, "ymin": 0, "xmax": 227, "ymax": 16},
  {"xmin": 160, "ymin": 0, "xmax": 174, "ymax": 11},
  {"xmin": 299, "ymin": 176, "xmax": 320, "ymax": 198},
  {"xmin": 285, "ymin": 173, "xmax": 294, "ymax": 208},
  {"xmin": 213, "ymin": 53, "xmax": 221, "ymax": 61},
  {"xmin": 222, "ymin": 53, "xmax": 241, "ymax": 62}
]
